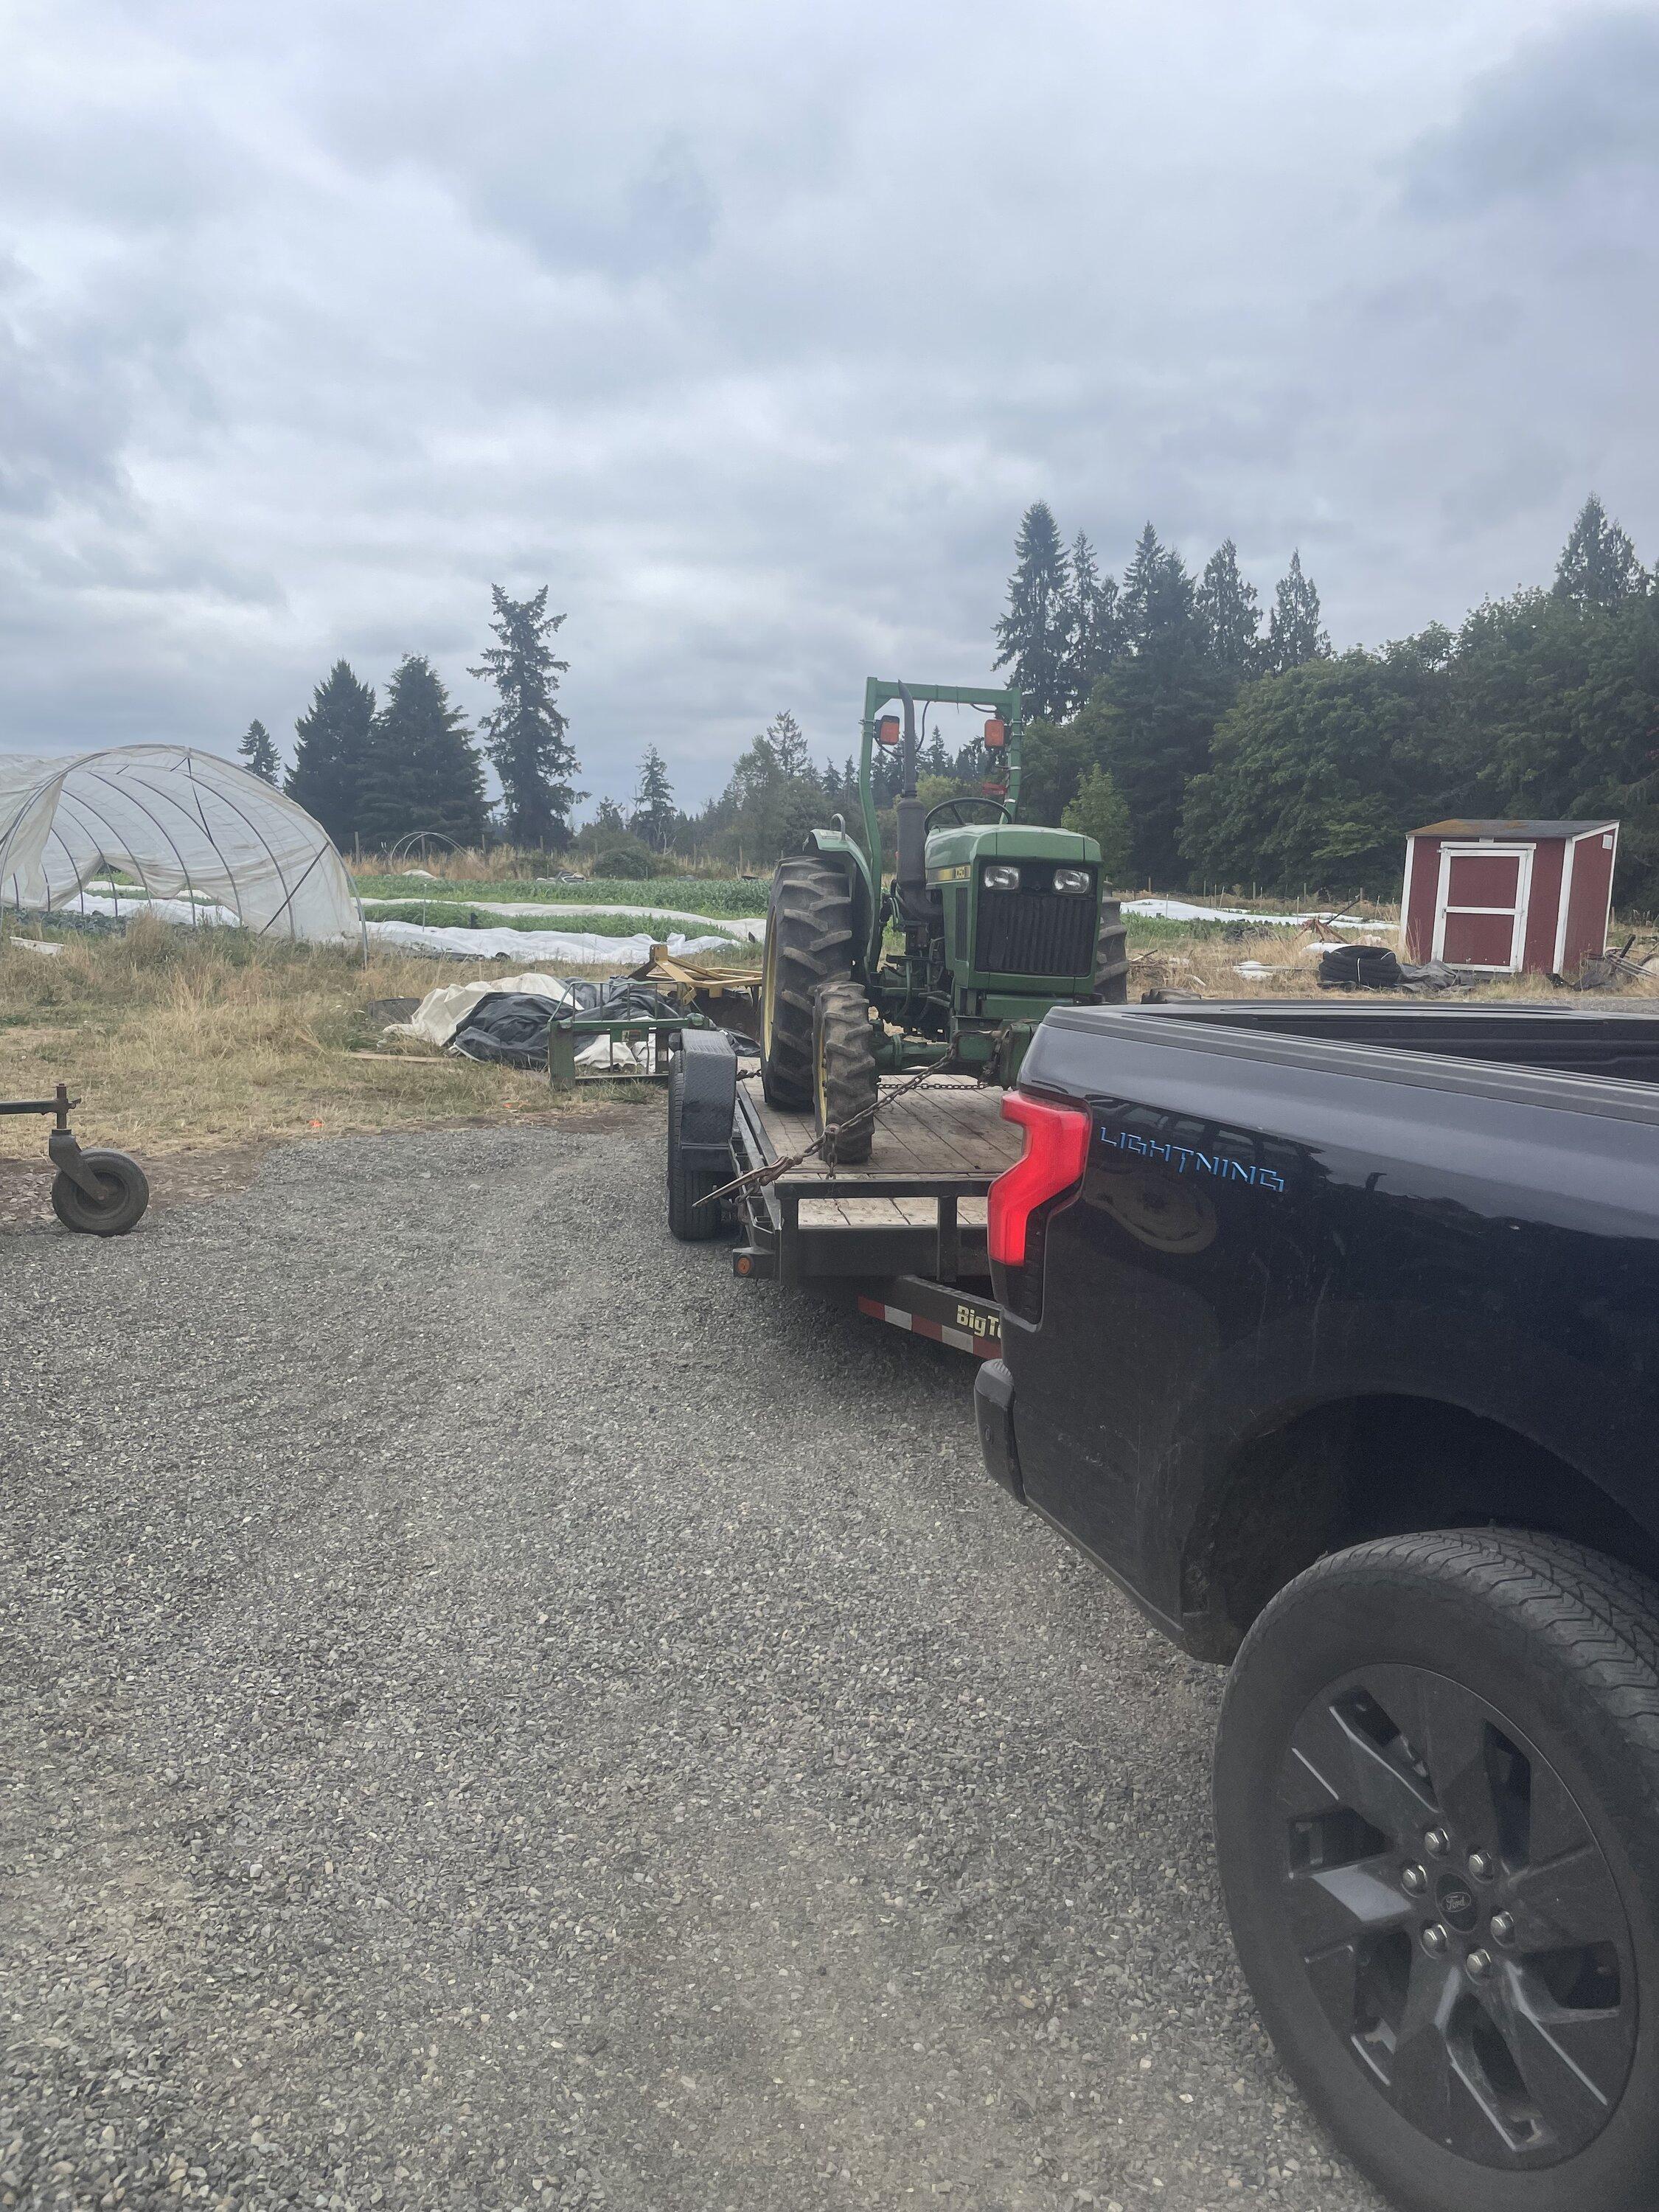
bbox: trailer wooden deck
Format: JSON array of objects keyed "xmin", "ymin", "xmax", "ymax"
[{"xmin": 732, "ymin": 1074, "xmax": 1021, "ymax": 1276}]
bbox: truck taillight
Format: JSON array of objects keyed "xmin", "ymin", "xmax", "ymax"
[{"xmin": 988, "ymin": 1093, "xmax": 1091, "ymax": 1269}]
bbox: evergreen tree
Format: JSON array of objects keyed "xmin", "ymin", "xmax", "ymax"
[
  {"xmin": 1554, "ymin": 493, "xmax": 1644, "ymax": 608},
  {"xmin": 237, "ymin": 718, "xmax": 280, "ymax": 785},
  {"xmin": 765, "ymin": 709, "xmax": 810, "ymax": 780},
  {"xmin": 470, "ymin": 586, "xmax": 582, "ymax": 849},
  {"xmin": 630, "ymin": 745, "xmax": 677, "ymax": 849},
  {"xmin": 286, "ymin": 661, "xmax": 375, "ymax": 850},
  {"xmin": 1060, "ymin": 531, "xmax": 1119, "ymax": 708},
  {"xmin": 1094, "ymin": 527, "xmax": 1232, "ymax": 885},
  {"xmin": 994, "ymin": 501, "xmax": 1071, "ymax": 720},
  {"xmin": 1267, "ymin": 550, "xmax": 1329, "ymax": 672},
  {"xmin": 1196, "ymin": 540, "xmax": 1262, "ymax": 675},
  {"xmin": 357, "ymin": 655, "xmax": 487, "ymax": 849}
]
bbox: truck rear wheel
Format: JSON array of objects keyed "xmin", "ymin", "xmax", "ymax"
[
  {"xmin": 760, "ymin": 854, "xmax": 855, "ymax": 1108},
  {"xmin": 813, "ymin": 979, "xmax": 879, "ymax": 1165},
  {"xmin": 1214, "ymin": 1530, "xmax": 1659, "ymax": 2212}
]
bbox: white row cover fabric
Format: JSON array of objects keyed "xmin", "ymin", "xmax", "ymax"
[{"xmin": 0, "ymin": 745, "xmax": 362, "ymax": 945}]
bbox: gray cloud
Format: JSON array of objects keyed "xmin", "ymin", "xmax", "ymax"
[{"xmin": 0, "ymin": 0, "xmax": 1653, "ymax": 809}]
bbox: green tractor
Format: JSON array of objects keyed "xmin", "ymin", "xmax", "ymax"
[{"xmin": 759, "ymin": 678, "xmax": 1127, "ymax": 1161}]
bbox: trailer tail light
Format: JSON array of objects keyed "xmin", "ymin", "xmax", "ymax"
[{"xmin": 988, "ymin": 1093, "xmax": 1091, "ymax": 1284}]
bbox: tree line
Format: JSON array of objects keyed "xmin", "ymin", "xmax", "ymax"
[
  {"xmin": 235, "ymin": 586, "xmax": 582, "ymax": 857},
  {"xmin": 995, "ymin": 495, "xmax": 1659, "ymax": 909}
]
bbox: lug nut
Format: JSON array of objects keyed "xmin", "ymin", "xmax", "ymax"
[
  {"xmin": 1422, "ymin": 1923, "xmax": 1449, "ymax": 1957},
  {"xmin": 1467, "ymin": 1849, "xmax": 1495, "ymax": 1882},
  {"xmin": 1467, "ymin": 1948, "xmax": 1493, "ymax": 1979},
  {"xmin": 1490, "ymin": 1911, "xmax": 1516, "ymax": 1947},
  {"xmin": 1424, "ymin": 1827, "xmax": 1452, "ymax": 1858},
  {"xmin": 1401, "ymin": 1864, "xmax": 1427, "ymax": 1896}
]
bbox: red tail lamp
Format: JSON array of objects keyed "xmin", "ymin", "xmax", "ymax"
[{"xmin": 987, "ymin": 1093, "xmax": 1092, "ymax": 1267}]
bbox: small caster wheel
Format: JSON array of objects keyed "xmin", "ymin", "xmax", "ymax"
[{"xmin": 51, "ymin": 1148, "xmax": 150, "ymax": 1236}]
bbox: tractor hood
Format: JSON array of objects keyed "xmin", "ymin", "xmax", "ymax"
[{"xmin": 925, "ymin": 821, "xmax": 1101, "ymax": 877}]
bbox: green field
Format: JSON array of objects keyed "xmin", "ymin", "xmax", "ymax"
[
  {"xmin": 352, "ymin": 874, "xmax": 771, "ymax": 916},
  {"xmin": 360, "ymin": 902, "xmax": 743, "ymax": 941}
]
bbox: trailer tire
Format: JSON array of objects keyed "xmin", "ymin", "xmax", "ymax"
[
  {"xmin": 813, "ymin": 979, "xmax": 879, "ymax": 1165},
  {"xmin": 666, "ymin": 1051, "xmax": 726, "ymax": 1241},
  {"xmin": 760, "ymin": 854, "xmax": 856, "ymax": 1109},
  {"xmin": 1214, "ymin": 1529, "xmax": 1659, "ymax": 2212},
  {"xmin": 51, "ymin": 1149, "xmax": 149, "ymax": 1237}
]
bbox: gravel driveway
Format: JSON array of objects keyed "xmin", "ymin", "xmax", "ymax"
[{"xmin": 0, "ymin": 1116, "xmax": 1382, "ymax": 2212}]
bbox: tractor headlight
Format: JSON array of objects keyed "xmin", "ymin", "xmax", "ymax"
[
  {"xmin": 1052, "ymin": 867, "xmax": 1091, "ymax": 894},
  {"xmin": 982, "ymin": 863, "xmax": 1020, "ymax": 891}
]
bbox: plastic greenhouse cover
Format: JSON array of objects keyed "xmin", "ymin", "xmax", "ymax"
[{"xmin": 0, "ymin": 745, "xmax": 362, "ymax": 945}]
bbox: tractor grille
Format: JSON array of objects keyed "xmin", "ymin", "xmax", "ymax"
[{"xmin": 975, "ymin": 890, "xmax": 1095, "ymax": 979}]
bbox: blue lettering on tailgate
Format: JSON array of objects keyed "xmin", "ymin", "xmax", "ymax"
[{"xmin": 1099, "ymin": 1126, "xmax": 1285, "ymax": 1192}]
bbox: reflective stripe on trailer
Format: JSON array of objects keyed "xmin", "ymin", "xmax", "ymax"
[{"xmin": 856, "ymin": 1294, "xmax": 1000, "ymax": 1357}]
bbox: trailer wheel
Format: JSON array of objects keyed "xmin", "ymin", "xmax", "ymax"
[
  {"xmin": 666, "ymin": 1051, "xmax": 726, "ymax": 1241},
  {"xmin": 1214, "ymin": 1530, "xmax": 1659, "ymax": 2212},
  {"xmin": 760, "ymin": 854, "xmax": 855, "ymax": 1108},
  {"xmin": 813, "ymin": 979, "xmax": 879, "ymax": 1165},
  {"xmin": 51, "ymin": 1149, "xmax": 149, "ymax": 1237}
]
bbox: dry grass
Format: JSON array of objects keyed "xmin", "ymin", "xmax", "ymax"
[
  {"xmin": 0, "ymin": 918, "xmax": 638, "ymax": 1159},
  {"xmin": 1131, "ymin": 919, "xmax": 1659, "ymax": 1004}
]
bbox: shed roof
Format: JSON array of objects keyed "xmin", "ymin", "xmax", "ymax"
[{"xmin": 1410, "ymin": 818, "xmax": 1618, "ymax": 841}]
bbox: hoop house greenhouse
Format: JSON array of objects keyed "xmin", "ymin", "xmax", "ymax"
[{"xmin": 0, "ymin": 745, "xmax": 362, "ymax": 945}]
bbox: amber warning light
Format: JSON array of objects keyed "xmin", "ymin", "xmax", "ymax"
[
  {"xmin": 876, "ymin": 715, "xmax": 902, "ymax": 748},
  {"xmin": 983, "ymin": 717, "xmax": 1006, "ymax": 749}
]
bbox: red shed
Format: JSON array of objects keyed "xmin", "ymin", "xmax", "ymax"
[{"xmin": 1401, "ymin": 817, "xmax": 1620, "ymax": 977}]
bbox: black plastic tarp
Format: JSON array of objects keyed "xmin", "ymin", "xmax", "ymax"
[{"xmin": 447, "ymin": 981, "xmax": 688, "ymax": 1066}]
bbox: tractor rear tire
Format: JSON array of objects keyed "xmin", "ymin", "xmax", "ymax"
[
  {"xmin": 813, "ymin": 979, "xmax": 880, "ymax": 1165},
  {"xmin": 1093, "ymin": 897, "xmax": 1129, "ymax": 1003},
  {"xmin": 760, "ymin": 854, "xmax": 856, "ymax": 1109}
]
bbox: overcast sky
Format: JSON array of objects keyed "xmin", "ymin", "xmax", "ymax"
[{"xmin": 1, "ymin": 0, "xmax": 1655, "ymax": 812}]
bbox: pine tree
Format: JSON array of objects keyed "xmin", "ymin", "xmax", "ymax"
[
  {"xmin": 1095, "ymin": 527, "xmax": 1232, "ymax": 886},
  {"xmin": 1554, "ymin": 493, "xmax": 1644, "ymax": 608},
  {"xmin": 470, "ymin": 587, "xmax": 582, "ymax": 850},
  {"xmin": 1197, "ymin": 540, "xmax": 1262, "ymax": 675},
  {"xmin": 237, "ymin": 718, "xmax": 280, "ymax": 785},
  {"xmin": 1060, "ymin": 531, "xmax": 1119, "ymax": 707},
  {"xmin": 1267, "ymin": 550, "xmax": 1329, "ymax": 672},
  {"xmin": 285, "ymin": 661, "xmax": 375, "ymax": 850},
  {"xmin": 630, "ymin": 744, "xmax": 677, "ymax": 850},
  {"xmin": 766, "ymin": 709, "xmax": 810, "ymax": 780},
  {"xmin": 357, "ymin": 655, "xmax": 487, "ymax": 849},
  {"xmin": 993, "ymin": 501, "xmax": 1071, "ymax": 720}
]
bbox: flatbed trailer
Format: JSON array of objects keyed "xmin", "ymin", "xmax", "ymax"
[{"xmin": 667, "ymin": 1030, "xmax": 1019, "ymax": 1359}]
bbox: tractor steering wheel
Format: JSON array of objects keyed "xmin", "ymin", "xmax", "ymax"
[{"xmin": 924, "ymin": 796, "xmax": 1012, "ymax": 833}]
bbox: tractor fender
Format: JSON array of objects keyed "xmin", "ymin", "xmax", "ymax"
[{"xmin": 801, "ymin": 829, "xmax": 879, "ymax": 973}]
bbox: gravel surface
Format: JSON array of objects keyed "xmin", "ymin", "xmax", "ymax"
[{"xmin": 0, "ymin": 1118, "xmax": 1383, "ymax": 2212}]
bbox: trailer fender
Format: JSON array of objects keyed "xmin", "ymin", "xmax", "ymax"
[{"xmin": 673, "ymin": 1027, "xmax": 740, "ymax": 1169}]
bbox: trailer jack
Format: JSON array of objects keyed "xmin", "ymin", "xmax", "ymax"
[{"xmin": 0, "ymin": 1082, "xmax": 150, "ymax": 1235}]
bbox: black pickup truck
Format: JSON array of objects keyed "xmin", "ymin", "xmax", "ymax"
[{"xmin": 974, "ymin": 1002, "xmax": 1659, "ymax": 2212}]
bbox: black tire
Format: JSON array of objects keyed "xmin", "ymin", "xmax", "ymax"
[
  {"xmin": 1214, "ymin": 1530, "xmax": 1659, "ymax": 2212},
  {"xmin": 50, "ymin": 1149, "xmax": 149, "ymax": 1236},
  {"xmin": 813, "ymin": 978, "xmax": 879, "ymax": 1164},
  {"xmin": 665, "ymin": 1051, "xmax": 724, "ymax": 1241},
  {"xmin": 760, "ymin": 854, "xmax": 856, "ymax": 1108},
  {"xmin": 1093, "ymin": 897, "xmax": 1128, "ymax": 1002}
]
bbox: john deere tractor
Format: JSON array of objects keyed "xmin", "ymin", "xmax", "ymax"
[{"xmin": 759, "ymin": 678, "xmax": 1127, "ymax": 1161}]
